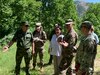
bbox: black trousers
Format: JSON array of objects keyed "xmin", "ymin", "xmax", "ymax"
[{"xmin": 48, "ymin": 55, "xmax": 53, "ymax": 63}]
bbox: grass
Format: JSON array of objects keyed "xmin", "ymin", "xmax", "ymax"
[
  {"xmin": 0, "ymin": 41, "xmax": 100, "ymax": 75},
  {"xmin": 0, "ymin": 41, "xmax": 54, "ymax": 75}
]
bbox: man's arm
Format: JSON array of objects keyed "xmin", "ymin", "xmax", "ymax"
[
  {"xmin": 40, "ymin": 31, "xmax": 47, "ymax": 43},
  {"xmin": 32, "ymin": 42, "xmax": 35, "ymax": 55},
  {"xmin": 3, "ymin": 41, "xmax": 15, "ymax": 52},
  {"xmin": 3, "ymin": 30, "xmax": 18, "ymax": 52}
]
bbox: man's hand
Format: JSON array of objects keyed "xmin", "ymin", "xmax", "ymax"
[
  {"xmin": 59, "ymin": 41, "xmax": 68, "ymax": 47},
  {"xmin": 3, "ymin": 46, "xmax": 9, "ymax": 52},
  {"xmin": 34, "ymin": 37, "xmax": 40, "ymax": 42},
  {"xmin": 39, "ymin": 39, "xmax": 44, "ymax": 43},
  {"xmin": 32, "ymin": 50, "xmax": 35, "ymax": 55}
]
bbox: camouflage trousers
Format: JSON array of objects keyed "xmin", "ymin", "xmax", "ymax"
[
  {"xmin": 33, "ymin": 48, "xmax": 43, "ymax": 68},
  {"xmin": 15, "ymin": 48, "xmax": 32, "ymax": 75},
  {"xmin": 76, "ymin": 69, "xmax": 93, "ymax": 75},
  {"xmin": 75, "ymin": 63, "xmax": 93, "ymax": 75},
  {"xmin": 59, "ymin": 55, "xmax": 74, "ymax": 75}
]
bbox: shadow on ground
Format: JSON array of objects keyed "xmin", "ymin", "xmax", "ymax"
[{"xmin": 94, "ymin": 71, "xmax": 100, "ymax": 75}]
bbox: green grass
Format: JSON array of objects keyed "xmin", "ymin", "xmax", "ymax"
[
  {"xmin": 96, "ymin": 46, "xmax": 100, "ymax": 58},
  {"xmin": 0, "ymin": 42, "xmax": 100, "ymax": 75},
  {"xmin": 0, "ymin": 42, "xmax": 53, "ymax": 75}
]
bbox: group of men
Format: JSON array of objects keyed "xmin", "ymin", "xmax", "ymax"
[
  {"xmin": 3, "ymin": 19, "xmax": 99, "ymax": 75},
  {"xmin": 3, "ymin": 21, "xmax": 47, "ymax": 75}
]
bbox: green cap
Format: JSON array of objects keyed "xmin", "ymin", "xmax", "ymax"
[
  {"xmin": 65, "ymin": 19, "xmax": 73, "ymax": 25},
  {"xmin": 81, "ymin": 21, "xmax": 92, "ymax": 29},
  {"xmin": 21, "ymin": 21, "xmax": 29, "ymax": 26},
  {"xmin": 66, "ymin": 19, "xmax": 73, "ymax": 22}
]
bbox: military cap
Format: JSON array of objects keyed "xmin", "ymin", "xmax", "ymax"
[
  {"xmin": 36, "ymin": 22, "xmax": 42, "ymax": 27},
  {"xmin": 65, "ymin": 19, "xmax": 73, "ymax": 25},
  {"xmin": 81, "ymin": 21, "xmax": 93, "ymax": 29},
  {"xmin": 21, "ymin": 21, "xmax": 29, "ymax": 26}
]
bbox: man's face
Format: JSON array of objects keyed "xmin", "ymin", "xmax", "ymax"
[
  {"xmin": 81, "ymin": 26, "xmax": 87, "ymax": 35},
  {"xmin": 36, "ymin": 26, "xmax": 41, "ymax": 32},
  {"xmin": 22, "ymin": 25, "xmax": 29, "ymax": 32},
  {"xmin": 55, "ymin": 28, "xmax": 61, "ymax": 36},
  {"xmin": 65, "ymin": 24, "xmax": 72, "ymax": 31}
]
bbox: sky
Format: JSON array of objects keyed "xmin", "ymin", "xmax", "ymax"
[
  {"xmin": 84, "ymin": 0, "xmax": 100, "ymax": 3},
  {"xmin": 75, "ymin": 0, "xmax": 100, "ymax": 3}
]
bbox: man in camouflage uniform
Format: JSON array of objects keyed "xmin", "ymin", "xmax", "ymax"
[
  {"xmin": 59, "ymin": 19, "xmax": 78, "ymax": 75},
  {"xmin": 32, "ymin": 22, "xmax": 47, "ymax": 71},
  {"xmin": 3, "ymin": 21, "xmax": 34, "ymax": 75},
  {"xmin": 75, "ymin": 21, "xmax": 97, "ymax": 75}
]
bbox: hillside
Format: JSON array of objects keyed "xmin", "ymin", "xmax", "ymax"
[{"xmin": 74, "ymin": 0, "xmax": 89, "ymax": 17}]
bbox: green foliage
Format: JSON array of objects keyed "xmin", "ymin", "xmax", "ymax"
[
  {"xmin": 0, "ymin": 34, "xmax": 13, "ymax": 46},
  {"xmin": 0, "ymin": 0, "xmax": 42, "ymax": 39},
  {"xmin": 82, "ymin": 3, "xmax": 100, "ymax": 41},
  {"xmin": 40, "ymin": 0, "xmax": 78, "ymax": 33},
  {"xmin": 0, "ymin": 0, "xmax": 15, "ymax": 38},
  {"xmin": 0, "ymin": 0, "xmax": 78, "ymax": 44}
]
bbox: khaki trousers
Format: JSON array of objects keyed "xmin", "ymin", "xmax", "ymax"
[{"xmin": 53, "ymin": 55, "xmax": 62, "ymax": 75}]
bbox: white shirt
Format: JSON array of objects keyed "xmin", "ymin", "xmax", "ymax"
[
  {"xmin": 50, "ymin": 34, "xmax": 64, "ymax": 56},
  {"xmin": 92, "ymin": 32, "xmax": 99, "ymax": 44}
]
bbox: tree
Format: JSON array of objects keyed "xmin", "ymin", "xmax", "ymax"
[
  {"xmin": 0, "ymin": 0, "xmax": 78, "ymax": 39},
  {"xmin": 0, "ymin": 0, "xmax": 42, "ymax": 39},
  {"xmin": 82, "ymin": 3, "xmax": 100, "ymax": 41},
  {"xmin": 40, "ymin": 0, "xmax": 78, "ymax": 33},
  {"xmin": 0, "ymin": 0, "xmax": 14, "ymax": 39}
]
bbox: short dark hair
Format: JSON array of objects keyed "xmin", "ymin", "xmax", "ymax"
[{"xmin": 55, "ymin": 25, "xmax": 62, "ymax": 30}]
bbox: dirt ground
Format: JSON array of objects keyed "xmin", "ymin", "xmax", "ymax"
[{"xmin": 94, "ymin": 58, "xmax": 100, "ymax": 75}]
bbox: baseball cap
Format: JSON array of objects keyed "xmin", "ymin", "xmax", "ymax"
[
  {"xmin": 36, "ymin": 22, "xmax": 42, "ymax": 27},
  {"xmin": 81, "ymin": 21, "xmax": 93, "ymax": 29},
  {"xmin": 21, "ymin": 21, "xmax": 29, "ymax": 26},
  {"xmin": 65, "ymin": 19, "xmax": 73, "ymax": 25}
]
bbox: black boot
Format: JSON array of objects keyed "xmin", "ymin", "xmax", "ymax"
[
  {"xmin": 48, "ymin": 55, "xmax": 53, "ymax": 65},
  {"xmin": 26, "ymin": 72, "xmax": 30, "ymax": 75}
]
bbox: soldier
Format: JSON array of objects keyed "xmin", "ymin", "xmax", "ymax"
[
  {"xmin": 32, "ymin": 22, "xmax": 47, "ymax": 72},
  {"xmin": 75, "ymin": 21, "xmax": 97, "ymax": 75},
  {"xmin": 3, "ymin": 21, "xmax": 35, "ymax": 75},
  {"xmin": 59, "ymin": 19, "xmax": 78, "ymax": 75}
]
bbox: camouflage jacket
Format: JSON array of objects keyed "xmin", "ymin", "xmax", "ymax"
[
  {"xmin": 62, "ymin": 29, "xmax": 78, "ymax": 56},
  {"xmin": 75, "ymin": 34, "xmax": 96, "ymax": 71},
  {"xmin": 33, "ymin": 30, "xmax": 47, "ymax": 49},
  {"xmin": 12, "ymin": 29, "xmax": 33, "ymax": 49}
]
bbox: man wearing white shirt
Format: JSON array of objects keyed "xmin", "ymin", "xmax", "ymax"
[{"xmin": 49, "ymin": 25, "xmax": 64, "ymax": 75}]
